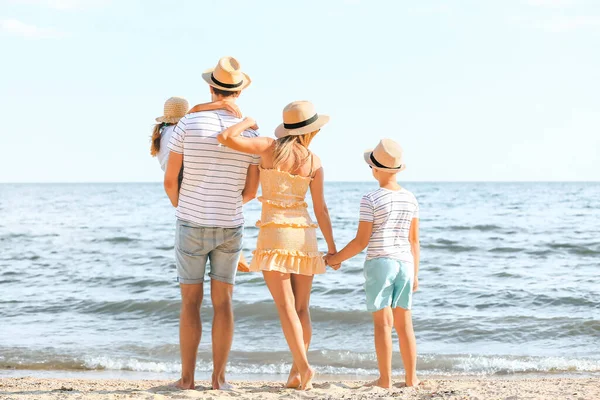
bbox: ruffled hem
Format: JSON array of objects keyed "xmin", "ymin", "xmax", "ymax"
[
  {"xmin": 256, "ymin": 220, "xmax": 318, "ymax": 229},
  {"xmin": 258, "ymin": 196, "xmax": 308, "ymax": 209},
  {"xmin": 249, "ymin": 249, "xmax": 326, "ymax": 275}
]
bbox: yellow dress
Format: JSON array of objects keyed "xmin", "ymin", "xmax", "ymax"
[{"xmin": 249, "ymin": 167, "xmax": 326, "ymax": 275}]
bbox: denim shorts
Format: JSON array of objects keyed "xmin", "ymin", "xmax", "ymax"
[
  {"xmin": 364, "ymin": 258, "xmax": 414, "ymax": 312},
  {"xmin": 175, "ymin": 219, "xmax": 243, "ymax": 285}
]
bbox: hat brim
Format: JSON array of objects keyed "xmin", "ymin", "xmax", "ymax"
[
  {"xmin": 202, "ymin": 69, "xmax": 252, "ymax": 92},
  {"xmin": 274, "ymin": 115, "xmax": 330, "ymax": 139},
  {"xmin": 155, "ymin": 116, "xmax": 183, "ymax": 124},
  {"xmin": 363, "ymin": 150, "xmax": 406, "ymax": 173}
]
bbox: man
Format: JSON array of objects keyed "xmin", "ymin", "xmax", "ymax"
[{"xmin": 164, "ymin": 56, "xmax": 260, "ymax": 390}]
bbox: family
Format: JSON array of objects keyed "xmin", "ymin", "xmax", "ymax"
[{"xmin": 150, "ymin": 57, "xmax": 421, "ymax": 391}]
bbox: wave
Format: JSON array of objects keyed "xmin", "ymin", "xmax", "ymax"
[
  {"xmin": 3, "ymin": 349, "xmax": 600, "ymax": 376},
  {"xmin": 447, "ymin": 224, "xmax": 502, "ymax": 232}
]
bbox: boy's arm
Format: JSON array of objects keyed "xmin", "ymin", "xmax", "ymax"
[
  {"xmin": 188, "ymin": 101, "xmax": 242, "ymax": 118},
  {"xmin": 409, "ymin": 218, "xmax": 420, "ymax": 292},
  {"xmin": 326, "ymin": 221, "xmax": 372, "ymax": 265},
  {"xmin": 242, "ymin": 164, "xmax": 260, "ymax": 204}
]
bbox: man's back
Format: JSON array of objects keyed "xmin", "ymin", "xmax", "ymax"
[{"xmin": 168, "ymin": 109, "xmax": 259, "ymax": 228}]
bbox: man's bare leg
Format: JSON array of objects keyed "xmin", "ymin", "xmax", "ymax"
[
  {"xmin": 174, "ymin": 283, "xmax": 203, "ymax": 390},
  {"xmin": 211, "ymin": 279, "xmax": 234, "ymax": 390}
]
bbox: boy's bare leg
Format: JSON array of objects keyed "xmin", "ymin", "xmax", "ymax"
[
  {"xmin": 365, "ymin": 307, "xmax": 394, "ymax": 389},
  {"xmin": 392, "ymin": 307, "xmax": 420, "ymax": 387}
]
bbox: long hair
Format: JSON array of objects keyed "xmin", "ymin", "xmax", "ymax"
[
  {"xmin": 150, "ymin": 123, "xmax": 172, "ymax": 156},
  {"xmin": 273, "ymin": 130, "xmax": 319, "ymax": 172}
]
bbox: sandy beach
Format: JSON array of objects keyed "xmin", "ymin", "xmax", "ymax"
[{"xmin": 0, "ymin": 376, "xmax": 598, "ymax": 400}]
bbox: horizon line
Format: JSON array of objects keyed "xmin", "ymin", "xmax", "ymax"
[{"xmin": 1, "ymin": 180, "xmax": 599, "ymax": 184}]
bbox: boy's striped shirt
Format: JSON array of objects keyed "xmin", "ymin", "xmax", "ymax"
[{"xmin": 359, "ymin": 187, "xmax": 419, "ymax": 263}]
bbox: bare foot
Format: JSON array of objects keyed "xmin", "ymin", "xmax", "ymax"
[
  {"xmin": 170, "ymin": 379, "xmax": 194, "ymax": 390},
  {"xmin": 364, "ymin": 378, "xmax": 391, "ymax": 389},
  {"xmin": 300, "ymin": 367, "xmax": 315, "ymax": 391},
  {"xmin": 405, "ymin": 379, "xmax": 423, "ymax": 388},
  {"xmin": 212, "ymin": 376, "xmax": 234, "ymax": 391},
  {"xmin": 285, "ymin": 366, "xmax": 301, "ymax": 389}
]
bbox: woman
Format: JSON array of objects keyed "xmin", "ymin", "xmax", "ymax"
[{"xmin": 217, "ymin": 101, "xmax": 339, "ymax": 390}]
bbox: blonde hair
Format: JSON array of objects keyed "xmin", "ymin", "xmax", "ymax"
[
  {"xmin": 273, "ymin": 130, "xmax": 319, "ymax": 172},
  {"xmin": 150, "ymin": 123, "xmax": 172, "ymax": 157}
]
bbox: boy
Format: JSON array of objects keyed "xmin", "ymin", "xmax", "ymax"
[{"xmin": 325, "ymin": 138, "xmax": 420, "ymax": 388}]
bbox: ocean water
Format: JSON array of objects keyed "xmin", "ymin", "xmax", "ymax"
[{"xmin": 1, "ymin": 182, "xmax": 599, "ymax": 378}]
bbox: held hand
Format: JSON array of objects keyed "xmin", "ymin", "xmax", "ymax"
[
  {"xmin": 244, "ymin": 116, "xmax": 259, "ymax": 131},
  {"xmin": 218, "ymin": 101, "xmax": 242, "ymax": 118},
  {"xmin": 413, "ymin": 276, "xmax": 419, "ymax": 292},
  {"xmin": 324, "ymin": 253, "xmax": 341, "ymax": 270}
]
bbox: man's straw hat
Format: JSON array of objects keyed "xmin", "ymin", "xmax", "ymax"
[
  {"xmin": 155, "ymin": 97, "xmax": 189, "ymax": 124},
  {"xmin": 364, "ymin": 139, "xmax": 406, "ymax": 173},
  {"xmin": 202, "ymin": 56, "xmax": 251, "ymax": 92},
  {"xmin": 274, "ymin": 101, "xmax": 330, "ymax": 139}
]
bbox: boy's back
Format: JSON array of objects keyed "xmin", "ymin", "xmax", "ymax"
[{"xmin": 360, "ymin": 187, "xmax": 419, "ymax": 263}]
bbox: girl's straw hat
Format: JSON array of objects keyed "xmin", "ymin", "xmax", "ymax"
[
  {"xmin": 364, "ymin": 139, "xmax": 406, "ymax": 172},
  {"xmin": 202, "ymin": 56, "xmax": 252, "ymax": 92},
  {"xmin": 155, "ymin": 97, "xmax": 189, "ymax": 124},
  {"xmin": 274, "ymin": 101, "xmax": 330, "ymax": 139}
]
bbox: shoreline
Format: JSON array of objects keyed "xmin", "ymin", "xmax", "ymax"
[{"xmin": 1, "ymin": 376, "xmax": 598, "ymax": 400}]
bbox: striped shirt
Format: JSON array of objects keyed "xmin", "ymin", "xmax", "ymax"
[
  {"xmin": 168, "ymin": 110, "xmax": 260, "ymax": 228},
  {"xmin": 359, "ymin": 187, "xmax": 419, "ymax": 263}
]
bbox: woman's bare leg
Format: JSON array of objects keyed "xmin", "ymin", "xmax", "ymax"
[
  {"xmin": 263, "ymin": 271, "xmax": 314, "ymax": 390},
  {"xmin": 285, "ymin": 274, "xmax": 314, "ymax": 388}
]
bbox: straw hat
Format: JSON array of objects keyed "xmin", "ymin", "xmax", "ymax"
[
  {"xmin": 364, "ymin": 139, "xmax": 406, "ymax": 172},
  {"xmin": 202, "ymin": 56, "xmax": 252, "ymax": 92},
  {"xmin": 274, "ymin": 101, "xmax": 330, "ymax": 139},
  {"xmin": 155, "ymin": 97, "xmax": 189, "ymax": 124}
]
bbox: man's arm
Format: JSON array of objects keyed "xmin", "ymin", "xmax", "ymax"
[
  {"xmin": 164, "ymin": 151, "xmax": 183, "ymax": 207},
  {"xmin": 242, "ymin": 165, "xmax": 260, "ymax": 204}
]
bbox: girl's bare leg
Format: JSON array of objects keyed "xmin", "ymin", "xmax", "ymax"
[{"xmin": 285, "ymin": 274, "xmax": 314, "ymax": 388}]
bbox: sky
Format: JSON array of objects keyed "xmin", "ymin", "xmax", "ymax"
[{"xmin": 1, "ymin": 0, "xmax": 599, "ymax": 182}]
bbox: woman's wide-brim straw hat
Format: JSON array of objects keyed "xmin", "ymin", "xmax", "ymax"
[
  {"xmin": 202, "ymin": 56, "xmax": 252, "ymax": 92},
  {"xmin": 274, "ymin": 101, "xmax": 330, "ymax": 139},
  {"xmin": 155, "ymin": 97, "xmax": 189, "ymax": 124},
  {"xmin": 364, "ymin": 139, "xmax": 406, "ymax": 173}
]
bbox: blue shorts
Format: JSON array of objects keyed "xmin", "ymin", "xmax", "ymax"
[
  {"xmin": 364, "ymin": 258, "xmax": 414, "ymax": 312},
  {"xmin": 175, "ymin": 219, "xmax": 243, "ymax": 285}
]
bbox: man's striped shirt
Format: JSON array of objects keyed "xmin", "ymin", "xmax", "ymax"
[
  {"xmin": 359, "ymin": 187, "xmax": 420, "ymax": 263},
  {"xmin": 168, "ymin": 110, "xmax": 259, "ymax": 228}
]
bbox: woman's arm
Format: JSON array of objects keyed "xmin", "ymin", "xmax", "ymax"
[
  {"xmin": 325, "ymin": 221, "xmax": 373, "ymax": 266},
  {"xmin": 217, "ymin": 117, "xmax": 274, "ymax": 155},
  {"xmin": 242, "ymin": 164, "xmax": 260, "ymax": 204},
  {"xmin": 309, "ymin": 168, "xmax": 339, "ymax": 268},
  {"xmin": 188, "ymin": 100, "xmax": 242, "ymax": 118},
  {"xmin": 409, "ymin": 218, "xmax": 420, "ymax": 292}
]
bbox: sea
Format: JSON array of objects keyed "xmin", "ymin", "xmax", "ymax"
[{"xmin": 1, "ymin": 182, "xmax": 599, "ymax": 380}]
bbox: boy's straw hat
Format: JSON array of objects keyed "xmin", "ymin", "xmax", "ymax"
[
  {"xmin": 202, "ymin": 56, "xmax": 252, "ymax": 92},
  {"xmin": 155, "ymin": 97, "xmax": 189, "ymax": 124},
  {"xmin": 364, "ymin": 139, "xmax": 406, "ymax": 172},
  {"xmin": 274, "ymin": 101, "xmax": 330, "ymax": 138}
]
